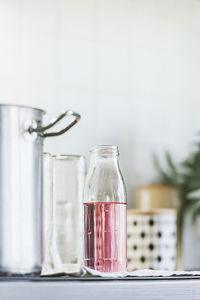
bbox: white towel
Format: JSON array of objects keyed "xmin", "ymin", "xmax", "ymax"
[{"xmin": 83, "ymin": 267, "xmax": 200, "ymax": 278}]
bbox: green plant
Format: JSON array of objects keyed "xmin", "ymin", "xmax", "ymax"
[{"xmin": 153, "ymin": 142, "xmax": 200, "ymax": 222}]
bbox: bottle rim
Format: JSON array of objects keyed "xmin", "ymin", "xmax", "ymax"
[{"xmin": 90, "ymin": 145, "xmax": 119, "ymax": 157}]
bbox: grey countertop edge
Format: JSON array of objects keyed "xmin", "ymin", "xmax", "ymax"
[{"xmin": 1, "ymin": 278, "xmax": 200, "ymax": 300}]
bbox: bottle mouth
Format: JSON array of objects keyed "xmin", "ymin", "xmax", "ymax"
[{"xmin": 90, "ymin": 145, "xmax": 119, "ymax": 158}]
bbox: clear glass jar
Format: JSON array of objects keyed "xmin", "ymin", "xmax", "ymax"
[
  {"xmin": 84, "ymin": 145, "xmax": 127, "ymax": 272},
  {"xmin": 42, "ymin": 153, "xmax": 54, "ymax": 274},
  {"xmin": 52, "ymin": 155, "xmax": 85, "ymax": 274},
  {"xmin": 42, "ymin": 154, "xmax": 86, "ymax": 275}
]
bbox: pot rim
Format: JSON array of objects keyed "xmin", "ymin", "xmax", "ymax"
[{"xmin": 0, "ymin": 103, "xmax": 46, "ymax": 114}]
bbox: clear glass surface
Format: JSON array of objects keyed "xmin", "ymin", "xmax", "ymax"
[
  {"xmin": 84, "ymin": 145, "xmax": 127, "ymax": 272},
  {"xmin": 43, "ymin": 153, "xmax": 53, "ymax": 272},
  {"xmin": 42, "ymin": 154, "xmax": 85, "ymax": 275}
]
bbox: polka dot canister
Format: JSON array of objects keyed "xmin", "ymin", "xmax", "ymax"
[{"xmin": 127, "ymin": 209, "xmax": 177, "ymax": 271}]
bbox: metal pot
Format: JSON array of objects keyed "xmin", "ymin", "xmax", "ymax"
[{"xmin": 0, "ymin": 104, "xmax": 80, "ymax": 275}]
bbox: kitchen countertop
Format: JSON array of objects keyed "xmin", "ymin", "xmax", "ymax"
[{"xmin": 1, "ymin": 276, "xmax": 200, "ymax": 300}]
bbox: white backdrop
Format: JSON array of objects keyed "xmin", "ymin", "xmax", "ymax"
[{"xmin": 0, "ymin": 0, "xmax": 200, "ymax": 268}]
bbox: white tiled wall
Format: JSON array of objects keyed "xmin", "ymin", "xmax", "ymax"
[
  {"xmin": 1, "ymin": 0, "xmax": 200, "ymax": 202},
  {"xmin": 1, "ymin": 0, "xmax": 200, "ymax": 220}
]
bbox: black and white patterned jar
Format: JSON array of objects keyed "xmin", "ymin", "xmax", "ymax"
[{"xmin": 127, "ymin": 209, "xmax": 177, "ymax": 271}]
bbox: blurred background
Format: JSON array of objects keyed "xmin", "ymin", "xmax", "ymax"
[{"xmin": 0, "ymin": 0, "xmax": 200, "ymax": 269}]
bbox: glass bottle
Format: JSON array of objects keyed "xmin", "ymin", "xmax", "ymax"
[{"xmin": 84, "ymin": 145, "xmax": 127, "ymax": 272}]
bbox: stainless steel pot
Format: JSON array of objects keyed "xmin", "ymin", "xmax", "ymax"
[{"xmin": 0, "ymin": 104, "xmax": 80, "ymax": 275}]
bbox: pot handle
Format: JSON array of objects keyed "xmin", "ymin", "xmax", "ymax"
[{"xmin": 29, "ymin": 110, "xmax": 81, "ymax": 137}]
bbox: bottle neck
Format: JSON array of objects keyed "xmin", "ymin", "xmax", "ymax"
[
  {"xmin": 85, "ymin": 145, "xmax": 126, "ymax": 204},
  {"xmin": 89, "ymin": 145, "xmax": 119, "ymax": 161}
]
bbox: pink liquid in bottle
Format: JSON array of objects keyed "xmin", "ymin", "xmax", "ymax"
[{"xmin": 84, "ymin": 202, "xmax": 127, "ymax": 272}]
